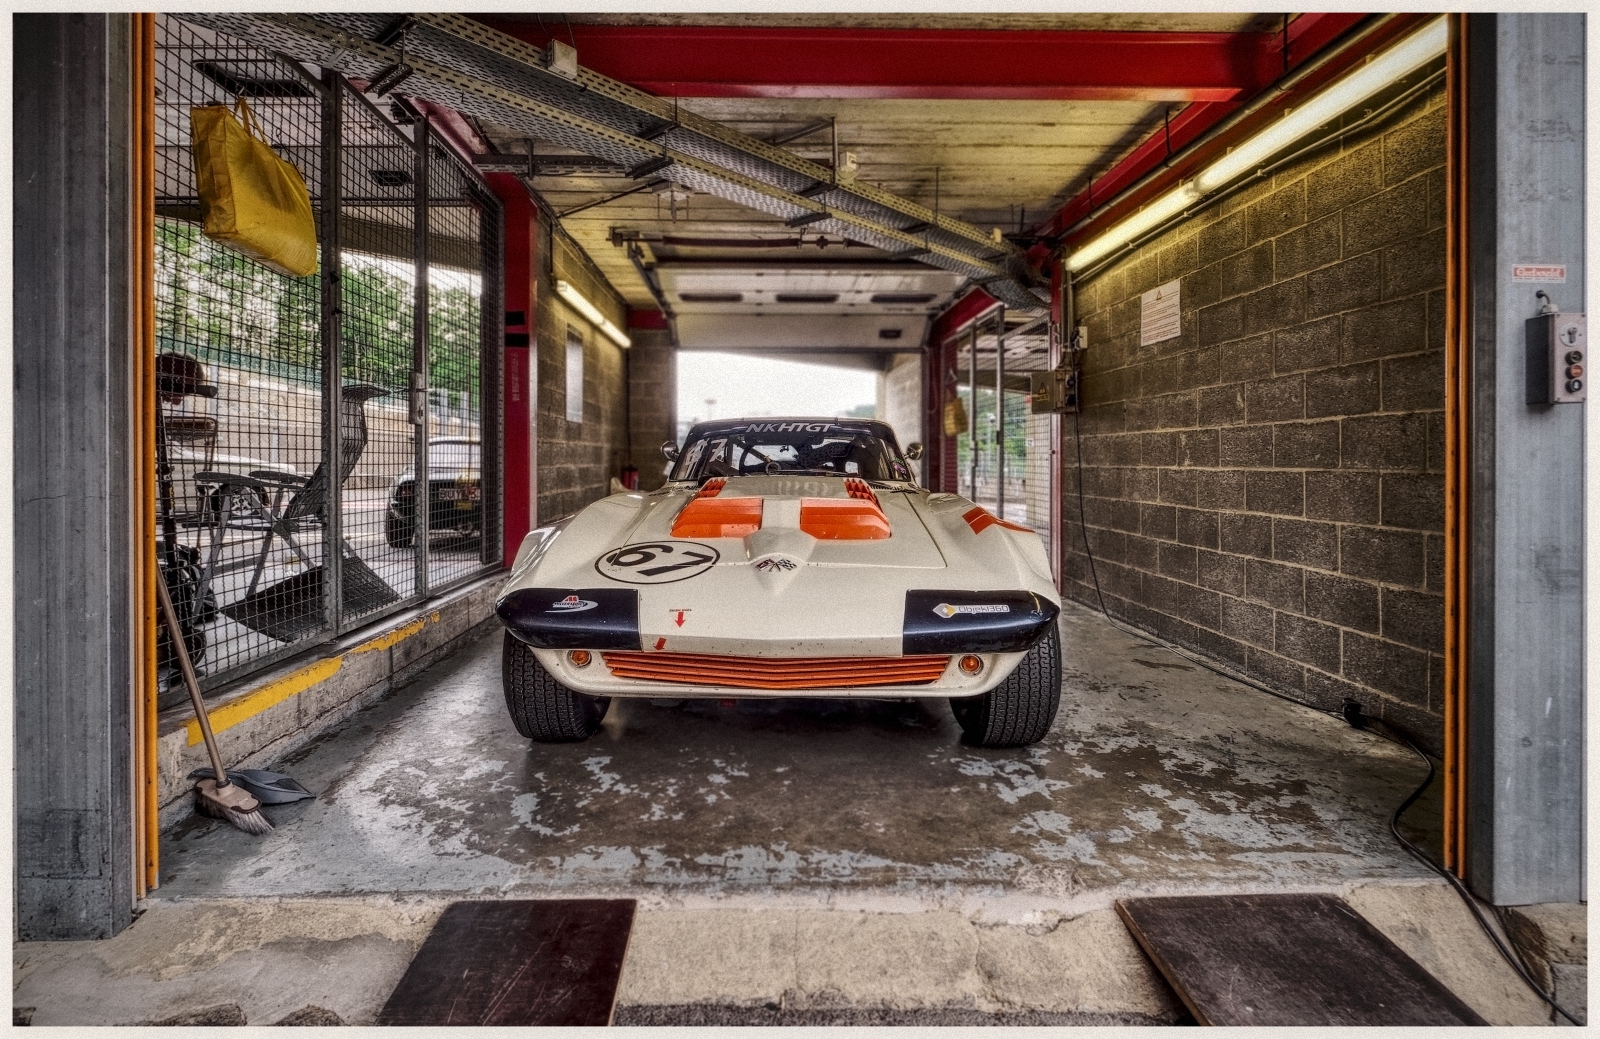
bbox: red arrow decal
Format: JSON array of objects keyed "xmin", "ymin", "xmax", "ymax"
[
  {"xmin": 654, "ymin": 637, "xmax": 666, "ymax": 651},
  {"xmin": 675, "ymin": 611, "xmax": 686, "ymax": 627}
]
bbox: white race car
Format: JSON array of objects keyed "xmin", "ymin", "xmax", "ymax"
[{"xmin": 496, "ymin": 418, "xmax": 1062, "ymax": 747}]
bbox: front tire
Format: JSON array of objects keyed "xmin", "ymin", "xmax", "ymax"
[
  {"xmin": 950, "ymin": 624, "xmax": 1061, "ymax": 747},
  {"xmin": 502, "ymin": 633, "xmax": 611, "ymax": 742}
]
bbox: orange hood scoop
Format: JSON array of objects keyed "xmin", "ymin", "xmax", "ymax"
[{"xmin": 671, "ymin": 478, "xmax": 763, "ymax": 538}]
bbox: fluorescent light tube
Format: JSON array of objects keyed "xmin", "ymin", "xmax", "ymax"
[
  {"xmin": 1067, "ymin": 16, "xmax": 1447, "ymax": 274},
  {"xmin": 1066, "ymin": 182, "xmax": 1201, "ymax": 273},
  {"xmin": 1196, "ymin": 17, "xmax": 1447, "ymax": 192},
  {"xmin": 556, "ymin": 279, "xmax": 631, "ymax": 348}
]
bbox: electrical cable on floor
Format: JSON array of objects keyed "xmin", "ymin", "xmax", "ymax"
[
  {"xmin": 1068, "ymin": 406, "xmax": 1585, "ymax": 1026},
  {"xmin": 1369, "ymin": 715, "xmax": 1585, "ymax": 1027}
]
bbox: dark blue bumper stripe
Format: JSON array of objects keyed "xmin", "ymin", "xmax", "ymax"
[
  {"xmin": 902, "ymin": 590, "xmax": 1058, "ymax": 654},
  {"xmin": 497, "ymin": 587, "xmax": 641, "ymax": 650}
]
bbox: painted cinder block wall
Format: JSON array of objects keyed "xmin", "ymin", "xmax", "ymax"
[
  {"xmin": 627, "ymin": 326, "xmax": 677, "ymax": 492},
  {"xmin": 1066, "ymin": 83, "xmax": 1447, "ymax": 750},
  {"xmin": 536, "ymin": 225, "xmax": 632, "ymax": 522}
]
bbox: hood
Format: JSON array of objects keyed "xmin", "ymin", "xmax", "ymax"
[{"xmin": 617, "ymin": 476, "xmax": 946, "ymax": 570}]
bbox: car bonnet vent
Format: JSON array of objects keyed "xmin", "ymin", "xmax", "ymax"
[
  {"xmin": 679, "ymin": 292, "xmax": 743, "ymax": 303},
  {"xmin": 870, "ymin": 292, "xmax": 937, "ymax": 305}
]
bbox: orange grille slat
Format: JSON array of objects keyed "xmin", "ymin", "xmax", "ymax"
[
  {"xmin": 602, "ymin": 651, "xmax": 950, "ymax": 689},
  {"xmin": 799, "ymin": 497, "xmax": 892, "ymax": 540}
]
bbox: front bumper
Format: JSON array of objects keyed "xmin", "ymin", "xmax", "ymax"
[{"xmin": 496, "ymin": 586, "xmax": 1058, "ymax": 698}]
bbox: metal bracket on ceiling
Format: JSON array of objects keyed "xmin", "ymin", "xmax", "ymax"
[
  {"xmin": 373, "ymin": 15, "xmax": 416, "ymax": 48},
  {"xmin": 637, "ymin": 119, "xmax": 679, "ymax": 141},
  {"xmin": 470, "ymin": 152, "xmax": 532, "ymax": 175},
  {"xmin": 626, "ymin": 155, "xmax": 673, "ymax": 180}
]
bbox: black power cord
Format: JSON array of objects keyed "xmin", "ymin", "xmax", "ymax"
[
  {"xmin": 1347, "ymin": 703, "xmax": 1585, "ymax": 1027},
  {"xmin": 1069, "ymin": 407, "xmax": 1584, "ymax": 1026}
]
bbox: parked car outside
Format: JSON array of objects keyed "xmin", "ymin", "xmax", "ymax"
[{"xmin": 386, "ymin": 437, "xmax": 482, "ymax": 548}]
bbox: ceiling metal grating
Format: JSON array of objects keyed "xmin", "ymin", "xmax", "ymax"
[{"xmin": 178, "ymin": 11, "xmax": 1046, "ymax": 312}]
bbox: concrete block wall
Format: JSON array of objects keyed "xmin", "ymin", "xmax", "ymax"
[
  {"xmin": 537, "ymin": 226, "xmax": 631, "ymax": 521},
  {"xmin": 1067, "ymin": 83, "xmax": 1447, "ymax": 750},
  {"xmin": 628, "ymin": 327, "xmax": 677, "ymax": 491}
]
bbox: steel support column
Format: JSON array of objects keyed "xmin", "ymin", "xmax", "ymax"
[
  {"xmin": 485, "ymin": 173, "xmax": 539, "ymax": 564},
  {"xmin": 1463, "ymin": 12, "xmax": 1586, "ymax": 904},
  {"xmin": 14, "ymin": 12, "xmax": 137, "ymax": 939}
]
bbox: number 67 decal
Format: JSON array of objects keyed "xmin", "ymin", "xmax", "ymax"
[{"xmin": 595, "ymin": 541, "xmax": 721, "ymax": 584}]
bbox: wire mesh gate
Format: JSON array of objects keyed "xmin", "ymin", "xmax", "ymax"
[
  {"xmin": 153, "ymin": 15, "xmax": 502, "ymax": 698},
  {"xmin": 937, "ymin": 313, "xmax": 1060, "ymax": 582}
]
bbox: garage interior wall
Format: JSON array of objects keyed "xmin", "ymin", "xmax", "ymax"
[
  {"xmin": 881, "ymin": 352, "xmax": 924, "ymax": 473},
  {"xmin": 1066, "ymin": 81, "xmax": 1448, "ymax": 752},
  {"xmin": 536, "ymin": 226, "xmax": 632, "ymax": 521},
  {"xmin": 627, "ymin": 325, "xmax": 676, "ymax": 492}
]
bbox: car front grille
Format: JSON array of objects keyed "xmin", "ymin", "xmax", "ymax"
[{"xmin": 600, "ymin": 651, "xmax": 952, "ymax": 689}]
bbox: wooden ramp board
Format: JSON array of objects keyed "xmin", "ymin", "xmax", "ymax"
[
  {"xmin": 376, "ymin": 899, "xmax": 636, "ymax": 1026},
  {"xmin": 1116, "ymin": 893, "xmax": 1487, "ymax": 1026}
]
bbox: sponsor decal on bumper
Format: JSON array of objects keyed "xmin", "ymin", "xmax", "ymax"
[
  {"xmin": 902, "ymin": 589, "xmax": 1058, "ymax": 654},
  {"xmin": 497, "ymin": 587, "xmax": 641, "ymax": 649}
]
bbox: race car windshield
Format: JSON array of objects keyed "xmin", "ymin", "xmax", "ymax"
[{"xmin": 671, "ymin": 425, "xmax": 912, "ymax": 483}]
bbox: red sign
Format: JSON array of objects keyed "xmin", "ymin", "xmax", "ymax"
[{"xmin": 1513, "ymin": 265, "xmax": 1567, "ymax": 283}]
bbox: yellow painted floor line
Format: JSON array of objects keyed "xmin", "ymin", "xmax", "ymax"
[{"xmin": 185, "ymin": 608, "xmax": 440, "ymax": 746}]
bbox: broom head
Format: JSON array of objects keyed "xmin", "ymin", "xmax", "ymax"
[{"xmin": 195, "ymin": 777, "xmax": 273, "ymax": 835}]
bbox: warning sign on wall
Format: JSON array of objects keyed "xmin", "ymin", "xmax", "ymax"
[
  {"xmin": 1141, "ymin": 280, "xmax": 1182, "ymax": 346},
  {"xmin": 1512, "ymin": 264, "xmax": 1567, "ymax": 283}
]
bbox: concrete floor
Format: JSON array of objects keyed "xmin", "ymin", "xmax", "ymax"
[
  {"xmin": 16, "ymin": 601, "xmax": 1555, "ymax": 1025},
  {"xmin": 156, "ymin": 600, "xmax": 1437, "ymax": 909}
]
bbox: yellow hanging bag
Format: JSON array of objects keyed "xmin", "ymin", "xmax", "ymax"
[
  {"xmin": 943, "ymin": 395, "xmax": 969, "ymax": 438},
  {"xmin": 190, "ymin": 96, "xmax": 318, "ymax": 277}
]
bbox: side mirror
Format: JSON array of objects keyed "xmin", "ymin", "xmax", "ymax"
[
  {"xmin": 905, "ymin": 442, "xmax": 924, "ymax": 461},
  {"xmin": 660, "ymin": 440, "xmax": 679, "ymax": 462}
]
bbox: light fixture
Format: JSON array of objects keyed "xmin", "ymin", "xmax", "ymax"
[
  {"xmin": 1067, "ymin": 16, "xmax": 1447, "ymax": 273},
  {"xmin": 555, "ymin": 280, "xmax": 631, "ymax": 348}
]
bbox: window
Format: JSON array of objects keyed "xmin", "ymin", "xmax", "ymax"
[{"xmin": 565, "ymin": 325, "xmax": 584, "ymax": 423}]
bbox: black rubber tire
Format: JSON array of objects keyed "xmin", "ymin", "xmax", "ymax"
[
  {"xmin": 502, "ymin": 632, "xmax": 611, "ymax": 742},
  {"xmin": 385, "ymin": 511, "xmax": 414, "ymax": 549},
  {"xmin": 949, "ymin": 624, "xmax": 1062, "ymax": 747}
]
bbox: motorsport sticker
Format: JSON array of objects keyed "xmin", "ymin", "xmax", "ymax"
[
  {"xmin": 595, "ymin": 541, "xmax": 720, "ymax": 584},
  {"xmin": 754, "ymin": 557, "xmax": 798, "ymax": 572},
  {"xmin": 933, "ymin": 602, "xmax": 1011, "ymax": 618},
  {"xmin": 742, "ymin": 421, "xmax": 846, "ymax": 434},
  {"xmin": 546, "ymin": 595, "xmax": 598, "ymax": 613}
]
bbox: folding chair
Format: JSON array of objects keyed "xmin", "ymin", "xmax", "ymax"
[{"xmin": 194, "ymin": 384, "xmax": 393, "ymax": 635}]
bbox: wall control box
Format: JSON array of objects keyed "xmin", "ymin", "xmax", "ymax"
[{"xmin": 1526, "ymin": 312, "xmax": 1587, "ymax": 405}]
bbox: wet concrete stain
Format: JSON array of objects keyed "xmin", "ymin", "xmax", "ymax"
[{"xmin": 158, "ymin": 602, "xmax": 1433, "ymax": 903}]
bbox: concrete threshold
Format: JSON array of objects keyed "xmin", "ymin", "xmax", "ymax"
[
  {"xmin": 11, "ymin": 881, "xmax": 1561, "ymax": 1026},
  {"xmin": 156, "ymin": 573, "xmax": 502, "ymax": 830}
]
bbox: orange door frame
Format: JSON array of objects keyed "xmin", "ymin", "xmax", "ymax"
[{"xmin": 131, "ymin": 11, "xmax": 160, "ymax": 896}]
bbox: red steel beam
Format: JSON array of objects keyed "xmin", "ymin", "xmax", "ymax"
[
  {"xmin": 1036, "ymin": 13, "xmax": 1373, "ymax": 244},
  {"xmin": 472, "ymin": 19, "xmax": 1295, "ymax": 102}
]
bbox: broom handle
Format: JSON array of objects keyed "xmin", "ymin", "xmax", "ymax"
[{"xmin": 154, "ymin": 572, "xmax": 231, "ymax": 788}]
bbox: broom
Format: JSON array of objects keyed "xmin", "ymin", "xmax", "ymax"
[{"xmin": 155, "ymin": 574, "xmax": 272, "ymax": 835}]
